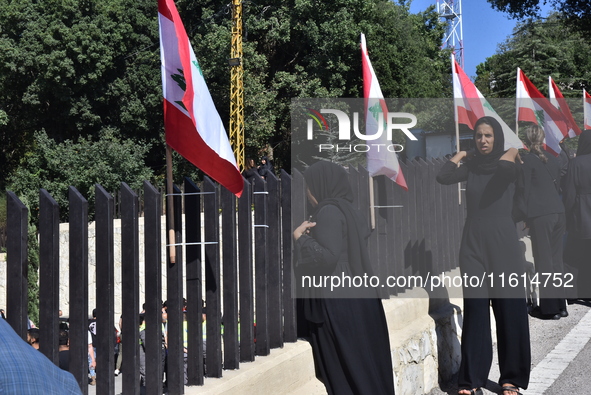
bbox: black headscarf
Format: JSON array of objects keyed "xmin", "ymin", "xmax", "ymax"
[
  {"xmin": 258, "ymin": 156, "xmax": 275, "ymax": 178},
  {"xmin": 303, "ymin": 161, "xmax": 373, "ymax": 278},
  {"xmin": 577, "ymin": 129, "xmax": 591, "ymax": 156},
  {"xmin": 468, "ymin": 116, "xmax": 506, "ymax": 174}
]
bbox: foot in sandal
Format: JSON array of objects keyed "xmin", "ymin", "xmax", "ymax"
[
  {"xmin": 458, "ymin": 388, "xmax": 483, "ymax": 395},
  {"xmin": 502, "ymin": 384, "xmax": 523, "ymax": 395}
]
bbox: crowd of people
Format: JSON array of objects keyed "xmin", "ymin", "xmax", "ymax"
[
  {"xmin": 434, "ymin": 119, "xmax": 591, "ymax": 395},
  {"xmin": 293, "ymin": 118, "xmax": 591, "ymax": 395},
  {"xmin": 3, "ymin": 123, "xmax": 591, "ymax": 395},
  {"xmin": 5, "ymin": 298, "xmax": 207, "ymax": 392},
  {"xmin": 242, "ymin": 155, "xmax": 276, "ymax": 182}
]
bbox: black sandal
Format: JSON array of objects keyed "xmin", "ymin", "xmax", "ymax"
[
  {"xmin": 458, "ymin": 389, "xmax": 483, "ymax": 395},
  {"xmin": 502, "ymin": 385, "xmax": 523, "ymax": 395}
]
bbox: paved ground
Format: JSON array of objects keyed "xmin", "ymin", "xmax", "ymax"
[
  {"xmin": 86, "ymin": 301, "xmax": 591, "ymax": 395},
  {"xmin": 427, "ymin": 300, "xmax": 591, "ymax": 395}
]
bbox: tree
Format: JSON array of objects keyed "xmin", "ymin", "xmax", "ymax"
[
  {"xmin": 1, "ymin": 0, "xmax": 450, "ymax": 186},
  {"xmin": 175, "ymin": 0, "xmax": 450, "ymax": 170},
  {"xmin": 475, "ymin": 13, "xmax": 591, "ymax": 98},
  {"xmin": 0, "ymin": 0, "xmax": 162, "ymax": 188},
  {"xmin": 474, "ymin": 13, "xmax": 591, "ymax": 150},
  {"xmin": 7, "ymin": 130, "xmax": 154, "ymax": 222},
  {"xmin": 487, "ymin": 0, "xmax": 591, "ymax": 32}
]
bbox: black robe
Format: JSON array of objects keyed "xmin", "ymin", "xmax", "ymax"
[
  {"xmin": 295, "ymin": 161, "xmax": 395, "ymax": 395},
  {"xmin": 296, "ymin": 205, "xmax": 395, "ymax": 395}
]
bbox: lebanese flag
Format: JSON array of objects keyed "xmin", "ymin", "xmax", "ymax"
[
  {"xmin": 159, "ymin": 0, "xmax": 243, "ymax": 196},
  {"xmin": 451, "ymin": 55, "xmax": 524, "ymax": 149},
  {"xmin": 585, "ymin": 89, "xmax": 591, "ymax": 130},
  {"xmin": 361, "ymin": 33, "xmax": 407, "ymax": 190},
  {"xmin": 516, "ymin": 68, "xmax": 568, "ymax": 156},
  {"xmin": 549, "ymin": 76, "xmax": 581, "ymax": 138}
]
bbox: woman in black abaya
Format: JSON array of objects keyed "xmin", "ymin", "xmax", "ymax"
[
  {"xmin": 436, "ymin": 117, "xmax": 531, "ymax": 395},
  {"xmin": 293, "ymin": 161, "xmax": 395, "ymax": 395},
  {"xmin": 521, "ymin": 125, "xmax": 567, "ymax": 319},
  {"xmin": 563, "ymin": 130, "xmax": 591, "ymax": 298}
]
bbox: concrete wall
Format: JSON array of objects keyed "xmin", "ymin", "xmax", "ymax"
[
  {"xmin": 186, "ymin": 287, "xmax": 465, "ymax": 395},
  {"xmin": 0, "ymin": 216, "xmax": 171, "ymax": 324}
]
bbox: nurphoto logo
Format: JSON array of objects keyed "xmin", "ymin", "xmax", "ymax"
[{"xmin": 305, "ymin": 108, "xmax": 417, "ymax": 153}]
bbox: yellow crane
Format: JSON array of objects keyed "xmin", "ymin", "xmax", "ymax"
[{"xmin": 229, "ymin": 0, "xmax": 245, "ymax": 170}]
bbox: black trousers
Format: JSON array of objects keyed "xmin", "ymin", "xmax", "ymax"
[
  {"xmin": 457, "ymin": 217, "xmax": 531, "ymax": 389},
  {"xmin": 458, "ymin": 298, "xmax": 531, "ymax": 390},
  {"xmin": 565, "ymin": 234, "xmax": 591, "ymax": 299},
  {"xmin": 528, "ymin": 213, "xmax": 567, "ymax": 314}
]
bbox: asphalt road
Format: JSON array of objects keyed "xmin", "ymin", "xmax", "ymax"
[{"xmin": 428, "ymin": 300, "xmax": 591, "ymax": 395}]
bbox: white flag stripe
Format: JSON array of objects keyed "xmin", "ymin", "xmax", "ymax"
[
  {"xmin": 361, "ymin": 33, "xmax": 407, "ymax": 189},
  {"xmin": 452, "ymin": 55, "xmax": 523, "ymax": 150}
]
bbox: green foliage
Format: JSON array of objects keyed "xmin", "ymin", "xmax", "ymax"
[
  {"xmin": 1, "ymin": 0, "xmax": 450, "ymax": 189},
  {"xmin": 0, "ymin": 194, "xmax": 6, "ymax": 251},
  {"xmin": 487, "ymin": 0, "xmax": 591, "ymax": 31},
  {"xmin": 7, "ymin": 130, "xmax": 154, "ymax": 222},
  {"xmin": 475, "ymin": 13, "xmax": 591, "ymax": 98},
  {"xmin": 179, "ymin": 0, "xmax": 450, "ymax": 170},
  {"xmin": 0, "ymin": 0, "xmax": 162, "ymax": 188},
  {"xmin": 27, "ymin": 222, "xmax": 39, "ymax": 326},
  {"xmin": 474, "ymin": 13, "xmax": 591, "ymax": 147}
]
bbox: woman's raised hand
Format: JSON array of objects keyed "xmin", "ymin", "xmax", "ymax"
[{"xmin": 293, "ymin": 221, "xmax": 316, "ymax": 240}]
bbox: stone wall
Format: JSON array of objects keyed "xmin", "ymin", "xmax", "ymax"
[{"xmin": 384, "ymin": 287, "xmax": 463, "ymax": 394}]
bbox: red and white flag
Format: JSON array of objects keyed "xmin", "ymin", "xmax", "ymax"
[
  {"xmin": 452, "ymin": 55, "xmax": 524, "ymax": 149},
  {"xmin": 516, "ymin": 68, "xmax": 568, "ymax": 156},
  {"xmin": 361, "ymin": 33, "xmax": 407, "ymax": 190},
  {"xmin": 584, "ymin": 89, "xmax": 591, "ymax": 130},
  {"xmin": 549, "ymin": 76, "xmax": 581, "ymax": 138},
  {"xmin": 159, "ymin": 0, "xmax": 243, "ymax": 196}
]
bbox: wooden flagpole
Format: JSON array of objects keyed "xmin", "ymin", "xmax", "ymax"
[
  {"xmin": 516, "ymin": 68, "xmax": 520, "ymax": 140},
  {"xmin": 452, "ymin": 54, "xmax": 462, "ymax": 205},
  {"xmin": 166, "ymin": 144, "xmax": 176, "ymax": 263},
  {"xmin": 369, "ymin": 176, "xmax": 376, "ymax": 230}
]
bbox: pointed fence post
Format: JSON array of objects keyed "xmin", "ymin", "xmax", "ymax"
[
  {"xmin": 39, "ymin": 189, "xmax": 60, "ymax": 364},
  {"xmin": 253, "ymin": 174, "xmax": 269, "ymax": 356},
  {"xmin": 184, "ymin": 178, "xmax": 204, "ymax": 385},
  {"xmin": 68, "ymin": 186, "xmax": 89, "ymax": 395},
  {"xmin": 166, "ymin": 184, "xmax": 184, "ymax": 394},
  {"xmin": 6, "ymin": 191, "xmax": 28, "ymax": 340},
  {"xmin": 95, "ymin": 185, "xmax": 115, "ymax": 395},
  {"xmin": 266, "ymin": 172, "xmax": 282, "ymax": 349},
  {"xmin": 144, "ymin": 181, "xmax": 164, "ymax": 395},
  {"xmin": 281, "ymin": 171, "xmax": 296, "ymax": 342},
  {"xmin": 203, "ymin": 177, "xmax": 222, "ymax": 377},
  {"xmin": 238, "ymin": 178, "xmax": 255, "ymax": 362},
  {"xmin": 121, "ymin": 183, "xmax": 140, "ymax": 395},
  {"xmin": 221, "ymin": 183, "xmax": 239, "ymax": 369}
]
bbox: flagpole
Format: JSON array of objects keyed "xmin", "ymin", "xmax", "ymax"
[
  {"xmin": 452, "ymin": 54, "xmax": 462, "ymax": 205},
  {"xmin": 516, "ymin": 68, "xmax": 520, "ymax": 136},
  {"xmin": 166, "ymin": 144, "xmax": 177, "ymax": 264},
  {"xmin": 369, "ymin": 176, "xmax": 376, "ymax": 230}
]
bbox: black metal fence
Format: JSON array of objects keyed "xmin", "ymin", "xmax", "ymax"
[{"xmin": 4, "ymin": 159, "xmax": 465, "ymax": 395}]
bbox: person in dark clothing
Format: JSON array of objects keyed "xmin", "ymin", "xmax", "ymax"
[
  {"xmin": 242, "ymin": 158, "xmax": 258, "ymax": 181},
  {"xmin": 558, "ymin": 140, "xmax": 576, "ymax": 193},
  {"xmin": 436, "ymin": 117, "xmax": 530, "ymax": 395},
  {"xmin": 563, "ymin": 129, "xmax": 591, "ymax": 299},
  {"xmin": 257, "ymin": 156, "xmax": 275, "ymax": 179},
  {"xmin": 59, "ymin": 329, "xmax": 70, "ymax": 371},
  {"xmin": 521, "ymin": 125, "xmax": 568, "ymax": 319},
  {"xmin": 293, "ymin": 161, "xmax": 395, "ymax": 395}
]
